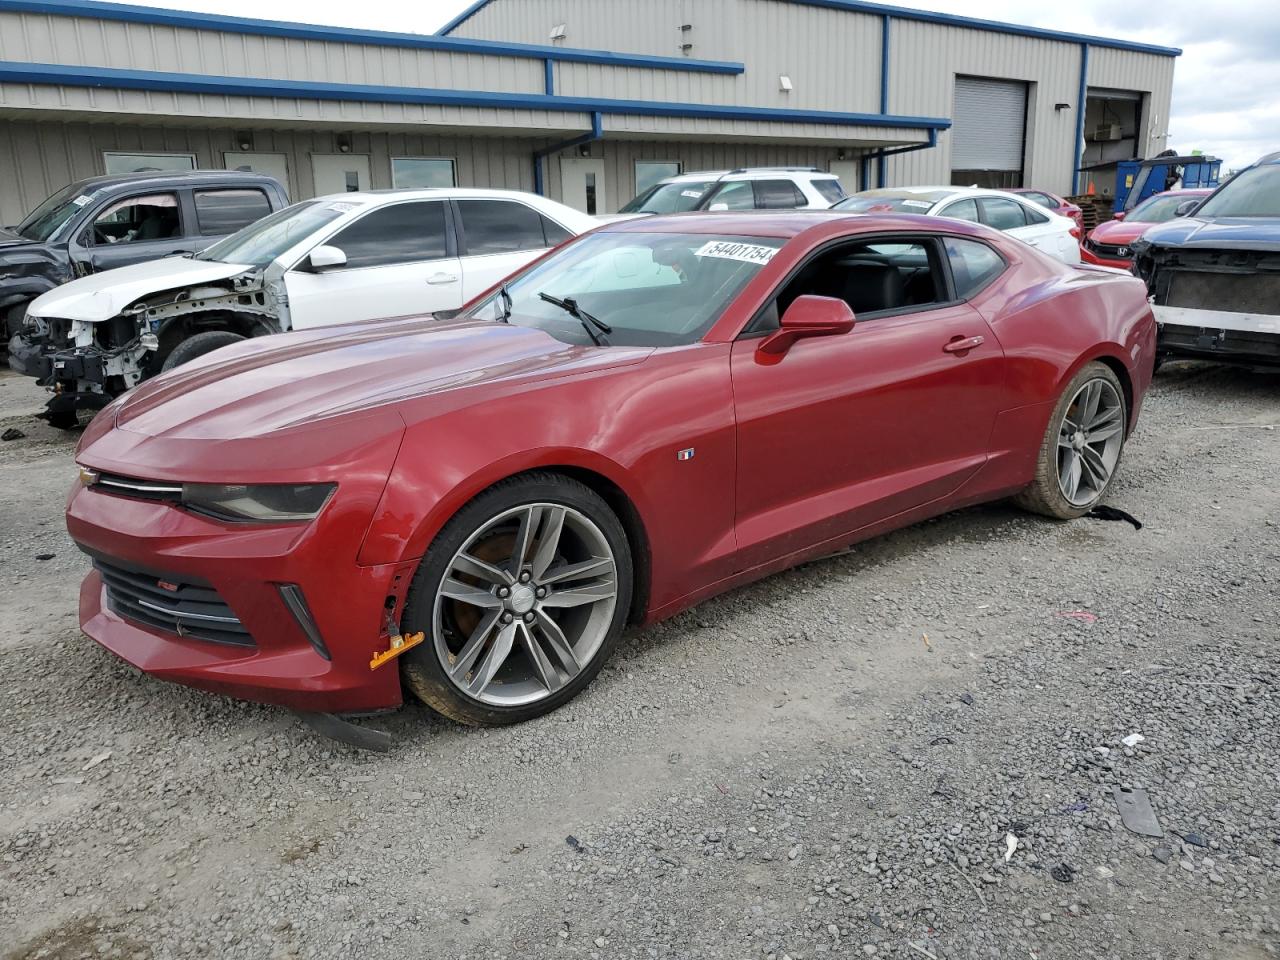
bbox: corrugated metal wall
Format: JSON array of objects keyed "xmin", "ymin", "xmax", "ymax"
[
  {"xmin": 883, "ymin": 19, "xmax": 1082, "ymax": 190},
  {"xmin": 0, "ymin": 117, "xmax": 872, "ymax": 223}
]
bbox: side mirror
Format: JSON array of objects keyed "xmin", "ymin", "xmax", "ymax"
[
  {"xmin": 1112, "ymin": 211, "xmax": 1127, "ymax": 222},
  {"xmin": 308, "ymin": 244, "xmax": 347, "ymax": 271},
  {"xmin": 1173, "ymin": 200, "xmax": 1199, "ymax": 218},
  {"xmin": 757, "ymin": 295, "xmax": 855, "ymax": 362},
  {"xmin": 707, "ymin": 202, "xmax": 729, "ymax": 212}
]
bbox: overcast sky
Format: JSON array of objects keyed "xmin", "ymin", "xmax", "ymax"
[{"xmin": 128, "ymin": 0, "xmax": 1274, "ymax": 174}]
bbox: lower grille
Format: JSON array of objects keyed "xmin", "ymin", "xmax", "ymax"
[{"xmin": 92, "ymin": 555, "xmax": 253, "ymax": 647}]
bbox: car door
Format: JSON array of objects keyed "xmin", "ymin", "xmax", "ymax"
[
  {"xmin": 283, "ymin": 199, "xmax": 461, "ymax": 329},
  {"xmin": 191, "ymin": 187, "xmax": 275, "ymax": 251},
  {"xmin": 729, "ymin": 235, "xmax": 1006, "ymax": 567},
  {"xmin": 453, "ymin": 198, "xmax": 573, "ymax": 304},
  {"xmin": 68, "ymin": 190, "xmax": 191, "ymax": 274}
]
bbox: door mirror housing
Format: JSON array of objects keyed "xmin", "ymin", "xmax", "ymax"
[
  {"xmin": 1112, "ymin": 211, "xmax": 1127, "ymax": 222},
  {"xmin": 308, "ymin": 244, "xmax": 347, "ymax": 271},
  {"xmin": 1173, "ymin": 200, "xmax": 1200, "ymax": 218},
  {"xmin": 757, "ymin": 295, "xmax": 855, "ymax": 362}
]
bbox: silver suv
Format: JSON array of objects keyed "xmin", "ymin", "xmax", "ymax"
[{"xmin": 616, "ymin": 167, "xmax": 847, "ymax": 216}]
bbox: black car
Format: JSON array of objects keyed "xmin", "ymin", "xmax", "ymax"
[{"xmin": 1, "ymin": 170, "xmax": 288, "ymax": 343}]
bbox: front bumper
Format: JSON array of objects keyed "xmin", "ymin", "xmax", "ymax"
[
  {"xmin": 7, "ymin": 332, "xmax": 52, "ymax": 379},
  {"xmin": 1155, "ymin": 305, "xmax": 1280, "ymax": 367},
  {"xmin": 68, "ymin": 481, "xmax": 414, "ymax": 713}
]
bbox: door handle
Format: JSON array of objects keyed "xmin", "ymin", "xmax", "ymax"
[
  {"xmin": 943, "ymin": 335, "xmax": 985, "ymax": 354},
  {"xmin": 426, "ymin": 273, "xmax": 458, "ymax": 285}
]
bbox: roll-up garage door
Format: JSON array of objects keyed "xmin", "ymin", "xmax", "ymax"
[{"xmin": 951, "ymin": 77, "xmax": 1027, "ymax": 173}]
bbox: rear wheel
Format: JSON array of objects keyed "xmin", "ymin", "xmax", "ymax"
[
  {"xmin": 401, "ymin": 473, "xmax": 632, "ymax": 726},
  {"xmin": 1015, "ymin": 362, "xmax": 1127, "ymax": 519},
  {"xmin": 161, "ymin": 330, "xmax": 246, "ymax": 371}
]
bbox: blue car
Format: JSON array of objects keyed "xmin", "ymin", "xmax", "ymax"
[{"xmin": 1132, "ymin": 151, "xmax": 1280, "ymax": 368}]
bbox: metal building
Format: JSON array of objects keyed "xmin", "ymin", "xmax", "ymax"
[{"xmin": 0, "ymin": 0, "xmax": 1178, "ymax": 224}]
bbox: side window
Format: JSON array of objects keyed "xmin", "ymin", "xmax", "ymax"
[
  {"xmin": 979, "ymin": 197, "xmax": 1028, "ymax": 231},
  {"xmin": 541, "ymin": 215, "xmax": 574, "ymax": 247},
  {"xmin": 324, "ymin": 201, "xmax": 447, "ymax": 269},
  {"xmin": 939, "ymin": 198, "xmax": 981, "ymax": 223},
  {"xmin": 194, "ymin": 189, "xmax": 273, "ymax": 236},
  {"xmin": 945, "ymin": 238, "xmax": 1007, "ymax": 299},
  {"xmin": 755, "ymin": 237, "xmax": 946, "ymax": 333},
  {"xmin": 457, "ymin": 200, "xmax": 547, "ymax": 255},
  {"xmin": 1022, "ymin": 203, "xmax": 1050, "ymax": 225},
  {"xmin": 754, "ymin": 179, "xmax": 807, "ymax": 209},
  {"xmin": 813, "ymin": 179, "xmax": 848, "ymax": 204},
  {"xmin": 89, "ymin": 193, "xmax": 181, "ymax": 245},
  {"xmin": 706, "ymin": 181, "xmax": 755, "ymax": 210}
]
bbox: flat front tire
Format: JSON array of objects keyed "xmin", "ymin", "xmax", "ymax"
[
  {"xmin": 401, "ymin": 472, "xmax": 633, "ymax": 726},
  {"xmin": 1014, "ymin": 361, "xmax": 1127, "ymax": 519}
]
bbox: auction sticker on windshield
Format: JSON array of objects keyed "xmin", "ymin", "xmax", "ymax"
[
  {"xmin": 901, "ymin": 200, "xmax": 932, "ymax": 209},
  {"xmin": 694, "ymin": 240, "xmax": 778, "ymax": 265}
]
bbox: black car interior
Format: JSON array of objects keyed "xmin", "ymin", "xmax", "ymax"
[{"xmin": 92, "ymin": 197, "xmax": 181, "ymax": 244}]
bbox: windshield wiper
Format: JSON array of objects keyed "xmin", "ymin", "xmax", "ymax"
[
  {"xmin": 497, "ymin": 283, "xmax": 513, "ymax": 323},
  {"xmin": 537, "ymin": 292, "xmax": 612, "ymax": 345}
]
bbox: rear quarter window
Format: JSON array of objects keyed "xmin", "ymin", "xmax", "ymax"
[
  {"xmin": 944, "ymin": 237, "xmax": 1007, "ymax": 299},
  {"xmin": 813, "ymin": 179, "xmax": 848, "ymax": 204}
]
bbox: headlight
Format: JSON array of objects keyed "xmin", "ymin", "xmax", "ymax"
[{"xmin": 181, "ymin": 483, "xmax": 336, "ymax": 523}]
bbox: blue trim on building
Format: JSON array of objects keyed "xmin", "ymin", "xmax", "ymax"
[
  {"xmin": 436, "ymin": 0, "xmax": 491, "ymax": 36},
  {"xmin": 544, "ymin": 58, "xmax": 555, "ymax": 96},
  {"xmin": 533, "ymin": 112, "xmax": 604, "ymax": 196},
  {"xmin": 1072, "ymin": 44, "xmax": 1090, "ymax": 196},
  {"xmin": 877, "ymin": 14, "xmax": 890, "ymax": 188},
  {"xmin": 0, "ymin": 60, "xmax": 953, "ymax": 130},
  {"xmin": 0, "ymin": 0, "xmax": 746, "ymax": 74},
  {"xmin": 436, "ymin": 0, "xmax": 1180, "ymax": 57},
  {"xmin": 786, "ymin": 0, "xmax": 1180, "ymax": 56}
]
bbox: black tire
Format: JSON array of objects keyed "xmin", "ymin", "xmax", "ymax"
[
  {"xmin": 401, "ymin": 472, "xmax": 633, "ymax": 726},
  {"xmin": 4, "ymin": 302, "xmax": 29, "ymax": 340},
  {"xmin": 161, "ymin": 330, "xmax": 246, "ymax": 372},
  {"xmin": 1014, "ymin": 361, "xmax": 1127, "ymax": 519}
]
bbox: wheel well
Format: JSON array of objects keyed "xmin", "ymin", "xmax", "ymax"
[
  {"xmin": 155, "ymin": 311, "xmax": 274, "ymax": 364},
  {"xmin": 1092, "ymin": 355, "xmax": 1134, "ymax": 433},
  {"xmin": 506, "ymin": 466, "xmax": 652, "ymax": 625}
]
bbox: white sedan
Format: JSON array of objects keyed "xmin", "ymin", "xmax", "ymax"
[
  {"xmin": 833, "ymin": 187, "xmax": 1082, "ymax": 265},
  {"xmin": 19, "ymin": 188, "xmax": 599, "ymax": 410}
]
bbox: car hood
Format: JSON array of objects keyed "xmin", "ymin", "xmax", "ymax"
[
  {"xmin": 113, "ymin": 316, "xmax": 652, "ymax": 441},
  {"xmin": 27, "ymin": 256, "xmax": 253, "ymax": 322},
  {"xmin": 1136, "ymin": 216, "xmax": 1280, "ymax": 252},
  {"xmin": 1089, "ymin": 220, "xmax": 1148, "ymax": 246},
  {"xmin": 0, "ymin": 227, "xmax": 35, "ymax": 250}
]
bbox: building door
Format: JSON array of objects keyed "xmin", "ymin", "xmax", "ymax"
[
  {"xmin": 951, "ymin": 77, "xmax": 1027, "ymax": 189},
  {"xmin": 828, "ymin": 160, "xmax": 861, "ymax": 193},
  {"xmin": 311, "ymin": 154, "xmax": 372, "ymax": 197},
  {"xmin": 224, "ymin": 152, "xmax": 291, "ymax": 196},
  {"xmin": 559, "ymin": 158, "xmax": 606, "ymax": 215}
]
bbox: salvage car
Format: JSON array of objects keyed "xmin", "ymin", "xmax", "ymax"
[
  {"xmin": 67, "ymin": 211, "xmax": 1154, "ymax": 733},
  {"xmin": 1132, "ymin": 152, "xmax": 1280, "ymax": 368},
  {"xmin": 1081, "ymin": 189, "xmax": 1212, "ymax": 269},
  {"xmin": 1, "ymin": 170, "xmax": 287, "ymax": 344},
  {"xmin": 12, "ymin": 188, "xmax": 596, "ymax": 425},
  {"xmin": 1010, "ymin": 188, "xmax": 1085, "ymax": 232},
  {"xmin": 833, "ymin": 187, "xmax": 1082, "ymax": 265},
  {"xmin": 615, "ymin": 167, "xmax": 847, "ymax": 217}
]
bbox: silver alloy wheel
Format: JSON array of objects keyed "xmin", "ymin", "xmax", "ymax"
[
  {"xmin": 1057, "ymin": 377, "xmax": 1124, "ymax": 506},
  {"xmin": 432, "ymin": 503, "xmax": 618, "ymax": 707}
]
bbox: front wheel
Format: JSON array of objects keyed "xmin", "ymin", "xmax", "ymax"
[
  {"xmin": 401, "ymin": 473, "xmax": 632, "ymax": 726},
  {"xmin": 161, "ymin": 330, "xmax": 246, "ymax": 372},
  {"xmin": 1015, "ymin": 361, "xmax": 1127, "ymax": 519}
]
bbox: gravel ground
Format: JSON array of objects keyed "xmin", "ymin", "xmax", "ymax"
[{"xmin": 1, "ymin": 363, "xmax": 1277, "ymax": 960}]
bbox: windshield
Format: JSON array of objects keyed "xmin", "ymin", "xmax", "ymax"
[
  {"xmin": 1127, "ymin": 194, "xmax": 1197, "ymax": 224},
  {"xmin": 618, "ymin": 180, "xmax": 720, "ymax": 214},
  {"xmin": 833, "ymin": 194, "xmax": 944, "ymax": 214},
  {"xmin": 196, "ymin": 200, "xmax": 350, "ymax": 268},
  {"xmin": 1194, "ymin": 165, "xmax": 1280, "ymax": 218},
  {"xmin": 466, "ymin": 231, "xmax": 783, "ymax": 347},
  {"xmin": 15, "ymin": 182, "xmax": 89, "ymax": 242}
]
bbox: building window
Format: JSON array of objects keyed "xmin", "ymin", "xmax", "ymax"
[
  {"xmin": 102, "ymin": 152, "xmax": 196, "ymax": 175},
  {"xmin": 391, "ymin": 158, "xmax": 457, "ymax": 188},
  {"xmin": 635, "ymin": 161, "xmax": 681, "ymax": 195}
]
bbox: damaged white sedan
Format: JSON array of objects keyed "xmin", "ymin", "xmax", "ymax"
[{"xmin": 11, "ymin": 188, "xmax": 596, "ymax": 425}]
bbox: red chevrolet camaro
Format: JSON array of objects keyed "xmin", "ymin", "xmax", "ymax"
[{"xmin": 68, "ymin": 212, "xmax": 1155, "ymax": 729}]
